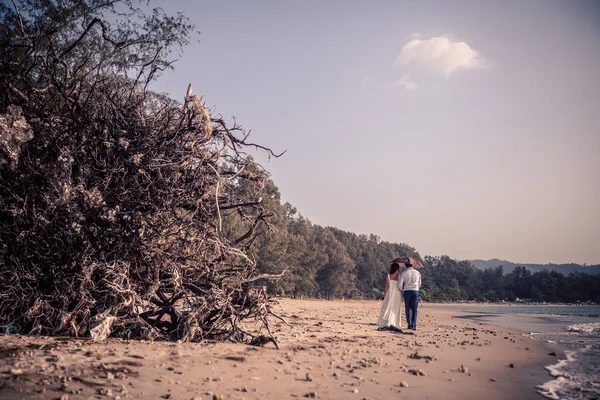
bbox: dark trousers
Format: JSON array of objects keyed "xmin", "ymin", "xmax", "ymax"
[{"xmin": 403, "ymin": 290, "xmax": 419, "ymax": 329}]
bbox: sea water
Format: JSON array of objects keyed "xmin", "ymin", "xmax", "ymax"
[
  {"xmin": 535, "ymin": 322, "xmax": 600, "ymax": 400},
  {"xmin": 444, "ymin": 304, "xmax": 600, "ymax": 317},
  {"xmin": 443, "ymin": 305, "xmax": 600, "ymax": 400}
]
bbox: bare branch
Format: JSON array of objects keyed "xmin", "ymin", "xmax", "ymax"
[
  {"xmin": 10, "ymin": 0, "xmax": 27, "ymax": 39},
  {"xmin": 59, "ymin": 18, "xmax": 126, "ymax": 60},
  {"xmin": 243, "ymin": 268, "xmax": 289, "ymax": 284}
]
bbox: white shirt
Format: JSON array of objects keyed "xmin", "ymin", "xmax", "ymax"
[{"xmin": 398, "ymin": 268, "xmax": 421, "ymax": 292}]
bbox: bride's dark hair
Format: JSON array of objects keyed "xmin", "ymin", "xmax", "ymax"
[{"xmin": 389, "ymin": 262, "xmax": 400, "ymax": 274}]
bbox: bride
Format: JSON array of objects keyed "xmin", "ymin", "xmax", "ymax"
[{"xmin": 377, "ymin": 262, "xmax": 402, "ymax": 328}]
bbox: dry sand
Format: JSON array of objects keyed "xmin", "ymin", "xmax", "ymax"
[{"xmin": 0, "ymin": 299, "xmax": 555, "ymax": 400}]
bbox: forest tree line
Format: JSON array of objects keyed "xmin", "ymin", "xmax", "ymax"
[{"xmin": 225, "ymin": 172, "xmax": 600, "ymax": 303}]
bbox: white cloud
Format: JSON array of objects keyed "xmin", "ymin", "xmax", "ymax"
[
  {"xmin": 393, "ymin": 74, "xmax": 417, "ymax": 90},
  {"xmin": 395, "ymin": 35, "xmax": 489, "ymax": 78}
]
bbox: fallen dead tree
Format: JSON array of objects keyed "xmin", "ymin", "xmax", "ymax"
[{"xmin": 0, "ymin": 0, "xmax": 284, "ymax": 344}]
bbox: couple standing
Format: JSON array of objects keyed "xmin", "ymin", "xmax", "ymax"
[{"xmin": 377, "ymin": 257, "xmax": 421, "ymax": 330}]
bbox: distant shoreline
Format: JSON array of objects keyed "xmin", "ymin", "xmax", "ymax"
[
  {"xmin": 428, "ymin": 302, "xmax": 599, "ymax": 307},
  {"xmin": 287, "ymin": 297, "xmax": 599, "ymax": 307}
]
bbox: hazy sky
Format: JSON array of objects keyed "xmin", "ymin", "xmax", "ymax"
[{"xmin": 154, "ymin": 0, "xmax": 600, "ymax": 265}]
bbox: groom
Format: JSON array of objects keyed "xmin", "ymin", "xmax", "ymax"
[{"xmin": 397, "ymin": 257, "xmax": 422, "ymax": 330}]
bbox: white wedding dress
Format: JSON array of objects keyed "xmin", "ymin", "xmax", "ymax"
[{"xmin": 377, "ymin": 274, "xmax": 402, "ymax": 328}]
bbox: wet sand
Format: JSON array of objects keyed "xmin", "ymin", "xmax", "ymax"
[{"xmin": 0, "ymin": 299, "xmax": 555, "ymax": 399}]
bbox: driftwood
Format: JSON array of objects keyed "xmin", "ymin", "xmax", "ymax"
[
  {"xmin": 0, "ymin": 0, "xmax": 288, "ymax": 345},
  {"xmin": 0, "ymin": 82, "xmax": 286, "ymax": 344}
]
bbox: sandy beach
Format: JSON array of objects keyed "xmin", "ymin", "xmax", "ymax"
[{"xmin": 0, "ymin": 299, "xmax": 555, "ymax": 400}]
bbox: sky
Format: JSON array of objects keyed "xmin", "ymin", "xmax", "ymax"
[{"xmin": 153, "ymin": 0, "xmax": 600, "ymax": 265}]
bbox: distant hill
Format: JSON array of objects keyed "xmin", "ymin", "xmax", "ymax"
[{"xmin": 468, "ymin": 259, "xmax": 600, "ymax": 275}]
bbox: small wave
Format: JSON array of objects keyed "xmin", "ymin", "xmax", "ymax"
[
  {"xmin": 567, "ymin": 322, "xmax": 600, "ymax": 336},
  {"xmin": 537, "ymin": 376, "xmax": 568, "ymax": 400},
  {"xmin": 537, "ymin": 346, "xmax": 600, "ymax": 400},
  {"xmin": 537, "ymin": 349, "xmax": 582, "ymax": 399}
]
